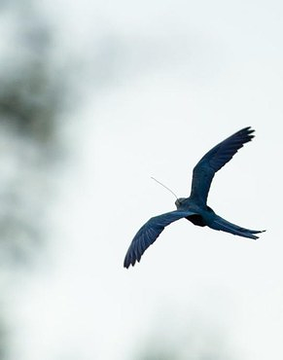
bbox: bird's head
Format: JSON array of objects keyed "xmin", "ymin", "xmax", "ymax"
[{"xmin": 175, "ymin": 197, "xmax": 186, "ymax": 209}]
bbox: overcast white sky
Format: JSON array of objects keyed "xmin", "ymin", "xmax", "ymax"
[{"xmin": 5, "ymin": 0, "xmax": 283, "ymax": 359}]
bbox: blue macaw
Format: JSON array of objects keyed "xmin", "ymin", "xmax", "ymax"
[{"xmin": 124, "ymin": 127, "xmax": 265, "ymax": 268}]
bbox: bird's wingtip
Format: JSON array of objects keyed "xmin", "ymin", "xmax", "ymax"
[
  {"xmin": 123, "ymin": 257, "xmax": 137, "ymax": 268},
  {"xmin": 123, "ymin": 258, "xmax": 130, "ymax": 268}
]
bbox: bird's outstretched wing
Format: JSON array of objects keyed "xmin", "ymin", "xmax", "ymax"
[
  {"xmin": 190, "ymin": 127, "xmax": 255, "ymax": 206},
  {"xmin": 124, "ymin": 210, "xmax": 197, "ymax": 268}
]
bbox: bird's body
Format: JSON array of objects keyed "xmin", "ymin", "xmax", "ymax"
[{"xmin": 124, "ymin": 127, "xmax": 265, "ymax": 268}]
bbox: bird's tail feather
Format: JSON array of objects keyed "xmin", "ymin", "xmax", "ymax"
[{"xmin": 209, "ymin": 214, "xmax": 265, "ymax": 240}]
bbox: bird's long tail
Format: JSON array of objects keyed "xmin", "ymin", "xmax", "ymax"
[{"xmin": 209, "ymin": 214, "xmax": 265, "ymax": 240}]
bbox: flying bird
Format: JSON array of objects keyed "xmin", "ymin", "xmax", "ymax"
[{"xmin": 124, "ymin": 127, "xmax": 265, "ymax": 268}]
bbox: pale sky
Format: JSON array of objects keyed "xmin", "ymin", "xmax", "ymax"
[{"xmin": 5, "ymin": 0, "xmax": 283, "ymax": 359}]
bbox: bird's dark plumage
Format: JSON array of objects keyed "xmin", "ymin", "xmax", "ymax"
[
  {"xmin": 190, "ymin": 126, "xmax": 254, "ymax": 205},
  {"xmin": 123, "ymin": 210, "xmax": 197, "ymax": 268},
  {"xmin": 124, "ymin": 127, "xmax": 265, "ymax": 268}
]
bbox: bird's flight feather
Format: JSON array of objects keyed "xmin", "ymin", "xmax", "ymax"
[
  {"xmin": 190, "ymin": 127, "xmax": 255, "ymax": 205},
  {"xmin": 124, "ymin": 210, "xmax": 196, "ymax": 268}
]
